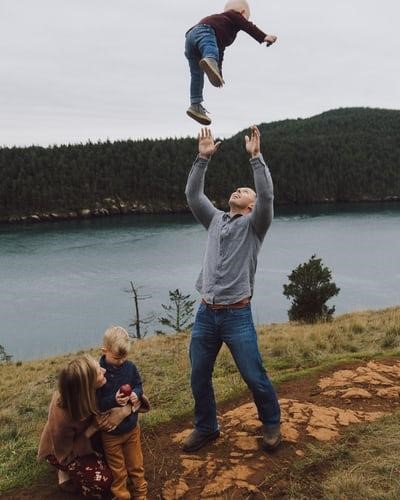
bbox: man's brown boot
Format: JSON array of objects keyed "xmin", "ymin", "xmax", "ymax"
[
  {"xmin": 182, "ymin": 429, "xmax": 220, "ymax": 452},
  {"xmin": 262, "ymin": 423, "xmax": 281, "ymax": 451}
]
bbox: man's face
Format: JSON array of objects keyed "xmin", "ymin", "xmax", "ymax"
[{"xmin": 229, "ymin": 187, "xmax": 256, "ymax": 212}]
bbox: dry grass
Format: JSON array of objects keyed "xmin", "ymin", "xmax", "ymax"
[
  {"xmin": 0, "ymin": 306, "xmax": 399, "ymax": 493},
  {"xmin": 260, "ymin": 306, "xmax": 400, "ymax": 370},
  {"xmin": 285, "ymin": 412, "xmax": 400, "ymax": 499}
]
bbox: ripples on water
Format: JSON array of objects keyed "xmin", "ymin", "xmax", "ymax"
[{"xmin": 1, "ymin": 203, "xmax": 399, "ymax": 360}]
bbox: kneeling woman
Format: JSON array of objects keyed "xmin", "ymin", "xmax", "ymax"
[{"xmin": 38, "ymin": 354, "xmax": 133, "ymax": 497}]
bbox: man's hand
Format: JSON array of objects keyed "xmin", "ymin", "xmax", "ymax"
[
  {"xmin": 245, "ymin": 125, "xmax": 261, "ymax": 158},
  {"xmin": 198, "ymin": 128, "xmax": 221, "ymax": 160},
  {"xmin": 265, "ymin": 34, "xmax": 277, "ymax": 46},
  {"xmin": 115, "ymin": 389, "xmax": 129, "ymax": 407}
]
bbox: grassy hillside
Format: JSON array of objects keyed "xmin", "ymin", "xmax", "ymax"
[
  {"xmin": 1, "ymin": 306, "xmax": 400, "ymax": 493},
  {"xmin": 271, "ymin": 411, "xmax": 400, "ymax": 498}
]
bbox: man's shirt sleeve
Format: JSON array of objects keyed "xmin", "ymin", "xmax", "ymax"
[
  {"xmin": 249, "ymin": 154, "xmax": 274, "ymax": 241},
  {"xmin": 185, "ymin": 156, "xmax": 219, "ymax": 230}
]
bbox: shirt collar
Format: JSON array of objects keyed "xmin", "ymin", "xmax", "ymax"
[
  {"xmin": 100, "ymin": 354, "xmax": 122, "ymax": 372},
  {"xmin": 223, "ymin": 212, "xmax": 243, "ymax": 222}
]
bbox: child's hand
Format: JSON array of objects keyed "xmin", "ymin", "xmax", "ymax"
[
  {"xmin": 130, "ymin": 392, "xmax": 139, "ymax": 404},
  {"xmin": 265, "ymin": 35, "xmax": 277, "ymax": 46},
  {"xmin": 115, "ymin": 389, "xmax": 130, "ymax": 407}
]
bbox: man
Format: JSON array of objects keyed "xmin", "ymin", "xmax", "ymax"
[{"xmin": 183, "ymin": 126, "xmax": 281, "ymax": 453}]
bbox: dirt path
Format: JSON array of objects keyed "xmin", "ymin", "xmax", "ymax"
[{"xmin": 4, "ymin": 359, "xmax": 400, "ymax": 500}]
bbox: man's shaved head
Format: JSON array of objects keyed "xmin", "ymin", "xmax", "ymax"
[{"xmin": 229, "ymin": 187, "xmax": 256, "ymax": 214}]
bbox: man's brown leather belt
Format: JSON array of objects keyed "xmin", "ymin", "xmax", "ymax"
[{"xmin": 201, "ymin": 298, "xmax": 251, "ymax": 310}]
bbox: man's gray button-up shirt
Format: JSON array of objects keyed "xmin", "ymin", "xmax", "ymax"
[{"xmin": 185, "ymin": 154, "xmax": 274, "ymax": 305}]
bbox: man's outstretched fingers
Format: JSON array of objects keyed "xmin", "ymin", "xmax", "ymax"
[
  {"xmin": 252, "ymin": 125, "xmax": 260, "ymax": 138},
  {"xmin": 199, "ymin": 127, "xmax": 208, "ymax": 143},
  {"xmin": 244, "ymin": 125, "xmax": 261, "ymax": 157}
]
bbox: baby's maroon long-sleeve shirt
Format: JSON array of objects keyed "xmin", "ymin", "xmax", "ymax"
[{"xmin": 199, "ymin": 10, "xmax": 267, "ymax": 51}]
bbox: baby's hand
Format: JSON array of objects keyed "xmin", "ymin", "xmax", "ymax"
[
  {"xmin": 130, "ymin": 392, "xmax": 139, "ymax": 404},
  {"xmin": 115, "ymin": 389, "xmax": 130, "ymax": 407},
  {"xmin": 265, "ymin": 34, "xmax": 277, "ymax": 46}
]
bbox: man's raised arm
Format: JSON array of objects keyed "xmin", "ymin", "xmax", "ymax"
[
  {"xmin": 185, "ymin": 128, "xmax": 221, "ymax": 230},
  {"xmin": 246, "ymin": 126, "xmax": 274, "ymax": 241}
]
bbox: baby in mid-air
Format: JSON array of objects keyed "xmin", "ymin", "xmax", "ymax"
[{"xmin": 185, "ymin": 0, "xmax": 277, "ymax": 125}]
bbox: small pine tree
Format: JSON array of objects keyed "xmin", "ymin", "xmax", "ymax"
[
  {"xmin": 283, "ymin": 255, "xmax": 340, "ymax": 323},
  {"xmin": 159, "ymin": 289, "xmax": 196, "ymax": 333},
  {"xmin": 0, "ymin": 344, "xmax": 12, "ymax": 364}
]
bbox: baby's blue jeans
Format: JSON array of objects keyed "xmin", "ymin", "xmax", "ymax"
[{"xmin": 185, "ymin": 24, "xmax": 220, "ymax": 104}]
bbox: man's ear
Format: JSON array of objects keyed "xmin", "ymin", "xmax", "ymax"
[
  {"xmin": 248, "ymin": 202, "xmax": 255, "ymax": 212},
  {"xmin": 101, "ymin": 347, "xmax": 106, "ymax": 353}
]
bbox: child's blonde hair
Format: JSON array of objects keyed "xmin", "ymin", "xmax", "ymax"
[
  {"xmin": 103, "ymin": 326, "xmax": 131, "ymax": 357},
  {"xmin": 224, "ymin": 0, "xmax": 251, "ymax": 18}
]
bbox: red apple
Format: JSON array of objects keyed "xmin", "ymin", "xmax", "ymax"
[{"xmin": 119, "ymin": 384, "xmax": 132, "ymax": 397}]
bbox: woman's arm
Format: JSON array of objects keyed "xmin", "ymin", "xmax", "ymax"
[
  {"xmin": 39, "ymin": 392, "xmax": 93, "ymax": 465},
  {"xmin": 96, "ymin": 405, "xmax": 132, "ymax": 432}
]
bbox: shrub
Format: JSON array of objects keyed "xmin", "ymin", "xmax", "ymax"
[
  {"xmin": 158, "ymin": 289, "xmax": 196, "ymax": 333},
  {"xmin": 0, "ymin": 344, "xmax": 12, "ymax": 364},
  {"xmin": 283, "ymin": 255, "xmax": 340, "ymax": 323},
  {"xmin": 381, "ymin": 326, "xmax": 400, "ymax": 349}
]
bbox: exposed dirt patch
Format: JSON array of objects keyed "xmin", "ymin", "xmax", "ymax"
[{"xmin": 4, "ymin": 359, "xmax": 400, "ymax": 500}]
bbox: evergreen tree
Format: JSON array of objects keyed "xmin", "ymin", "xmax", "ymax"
[
  {"xmin": 0, "ymin": 344, "xmax": 12, "ymax": 363},
  {"xmin": 159, "ymin": 289, "xmax": 196, "ymax": 333},
  {"xmin": 283, "ymin": 255, "xmax": 340, "ymax": 323},
  {"xmin": 1, "ymin": 108, "xmax": 399, "ymax": 218}
]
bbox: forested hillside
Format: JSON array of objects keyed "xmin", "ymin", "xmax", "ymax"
[{"xmin": 1, "ymin": 107, "xmax": 399, "ymax": 222}]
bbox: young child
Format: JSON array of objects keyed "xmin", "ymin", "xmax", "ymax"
[
  {"xmin": 185, "ymin": 0, "xmax": 277, "ymax": 125},
  {"xmin": 97, "ymin": 326, "xmax": 147, "ymax": 500}
]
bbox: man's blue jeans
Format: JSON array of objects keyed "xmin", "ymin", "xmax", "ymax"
[
  {"xmin": 189, "ymin": 303, "xmax": 281, "ymax": 435},
  {"xmin": 185, "ymin": 24, "xmax": 220, "ymax": 104}
]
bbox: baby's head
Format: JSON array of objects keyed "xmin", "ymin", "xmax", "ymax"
[
  {"xmin": 224, "ymin": 0, "xmax": 250, "ymax": 19},
  {"xmin": 102, "ymin": 325, "xmax": 130, "ymax": 367}
]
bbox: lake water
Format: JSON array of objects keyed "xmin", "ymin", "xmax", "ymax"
[{"xmin": 0, "ymin": 203, "xmax": 399, "ymax": 360}]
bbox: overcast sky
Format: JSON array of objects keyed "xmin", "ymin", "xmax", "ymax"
[{"xmin": 0, "ymin": 0, "xmax": 399, "ymax": 147}]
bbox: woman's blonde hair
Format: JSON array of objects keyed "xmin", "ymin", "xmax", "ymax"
[{"xmin": 58, "ymin": 354, "xmax": 99, "ymax": 421}]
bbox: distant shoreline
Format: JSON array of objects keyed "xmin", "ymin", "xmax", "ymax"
[{"xmin": 1, "ymin": 197, "xmax": 399, "ymax": 226}]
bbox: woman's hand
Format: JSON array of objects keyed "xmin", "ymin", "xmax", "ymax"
[{"xmin": 99, "ymin": 406, "xmax": 131, "ymax": 432}]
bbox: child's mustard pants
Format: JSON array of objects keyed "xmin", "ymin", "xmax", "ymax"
[{"xmin": 102, "ymin": 425, "xmax": 147, "ymax": 500}]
